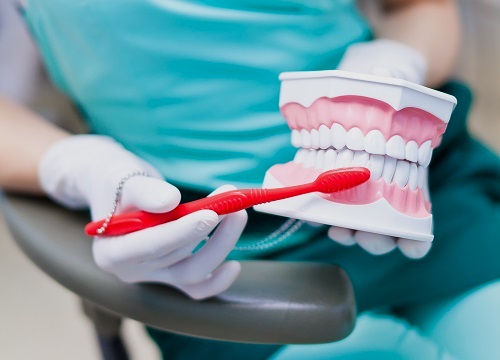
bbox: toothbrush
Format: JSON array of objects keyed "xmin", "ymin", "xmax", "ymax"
[{"xmin": 85, "ymin": 167, "xmax": 370, "ymax": 237}]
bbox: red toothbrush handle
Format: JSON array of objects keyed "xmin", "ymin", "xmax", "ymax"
[
  {"xmin": 84, "ymin": 167, "xmax": 370, "ymax": 237},
  {"xmin": 84, "ymin": 188, "xmax": 308, "ymax": 237}
]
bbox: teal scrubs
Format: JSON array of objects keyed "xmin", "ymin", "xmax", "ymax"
[
  {"xmin": 23, "ymin": 0, "xmax": 500, "ymax": 358},
  {"xmin": 24, "ymin": 0, "xmax": 370, "ymax": 192}
]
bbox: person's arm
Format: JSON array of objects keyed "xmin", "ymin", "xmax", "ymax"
[
  {"xmin": 0, "ymin": 95, "xmax": 246, "ymax": 299},
  {"xmin": 365, "ymin": 0, "xmax": 461, "ymax": 87},
  {"xmin": 0, "ymin": 95, "xmax": 70, "ymax": 193}
]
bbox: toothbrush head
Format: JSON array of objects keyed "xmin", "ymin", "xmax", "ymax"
[{"xmin": 313, "ymin": 168, "xmax": 370, "ymax": 193}]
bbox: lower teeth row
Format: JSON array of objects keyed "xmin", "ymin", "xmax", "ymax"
[{"xmin": 293, "ymin": 148, "xmax": 425, "ymax": 190}]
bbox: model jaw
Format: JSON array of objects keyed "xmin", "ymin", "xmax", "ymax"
[{"xmin": 255, "ymin": 70, "xmax": 457, "ymax": 241}]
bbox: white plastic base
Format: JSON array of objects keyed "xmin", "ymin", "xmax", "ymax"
[{"xmin": 254, "ymin": 172, "xmax": 434, "ymax": 242}]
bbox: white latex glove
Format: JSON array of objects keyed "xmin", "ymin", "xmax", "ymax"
[
  {"xmin": 337, "ymin": 39, "xmax": 428, "ymax": 85},
  {"xmin": 327, "ymin": 227, "xmax": 431, "ymax": 259},
  {"xmin": 330, "ymin": 39, "xmax": 431, "ymax": 259},
  {"xmin": 39, "ymin": 135, "xmax": 247, "ymax": 299}
]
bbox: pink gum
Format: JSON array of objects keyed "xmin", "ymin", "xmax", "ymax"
[
  {"xmin": 269, "ymin": 162, "xmax": 431, "ymax": 218},
  {"xmin": 281, "ymin": 96, "xmax": 447, "ymax": 148}
]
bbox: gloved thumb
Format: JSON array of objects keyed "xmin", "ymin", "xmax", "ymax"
[
  {"xmin": 120, "ymin": 176, "xmax": 181, "ymax": 213},
  {"xmin": 397, "ymin": 238, "xmax": 432, "ymax": 259}
]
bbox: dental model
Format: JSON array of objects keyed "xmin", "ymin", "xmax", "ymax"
[{"xmin": 254, "ymin": 70, "xmax": 457, "ymax": 242}]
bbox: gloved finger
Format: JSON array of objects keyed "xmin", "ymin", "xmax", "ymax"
[
  {"xmin": 397, "ymin": 238, "xmax": 432, "ymax": 259},
  {"xmin": 119, "ymin": 176, "xmax": 181, "ymax": 213},
  {"xmin": 371, "ymin": 66, "xmax": 397, "ymax": 79},
  {"xmin": 114, "ymin": 239, "xmax": 202, "ymax": 283},
  {"xmin": 174, "ymin": 261, "xmax": 242, "ymax": 300},
  {"xmin": 354, "ymin": 231, "xmax": 397, "ymax": 255},
  {"xmin": 208, "ymin": 184, "xmax": 237, "ymax": 197},
  {"xmin": 168, "ymin": 209, "xmax": 247, "ymax": 285},
  {"xmin": 92, "ymin": 210, "xmax": 219, "ymax": 269},
  {"xmin": 207, "ymin": 184, "xmax": 240, "ymax": 221},
  {"xmin": 336, "ymin": 39, "xmax": 427, "ymax": 85},
  {"xmin": 139, "ymin": 238, "xmax": 202, "ymax": 271},
  {"xmin": 371, "ymin": 66, "xmax": 418, "ymax": 84},
  {"xmin": 145, "ymin": 184, "xmax": 239, "ymax": 270},
  {"xmin": 328, "ymin": 226, "xmax": 356, "ymax": 246}
]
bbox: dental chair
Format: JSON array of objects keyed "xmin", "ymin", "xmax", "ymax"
[{"xmin": 0, "ymin": 191, "xmax": 356, "ymax": 360}]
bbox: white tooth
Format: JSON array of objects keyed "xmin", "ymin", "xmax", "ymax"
[
  {"xmin": 294, "ymin": 149, "xmax": 308, "ymax": 164},
  {"xmin": 323, "ymin": 149, "xmax": 338, "ymax": 170},
  {"xmin": 319, "ymin": 125, "xmax": 330, "ymax": 149},
  {"xmin": 408, "ymin": 163, "xmax": 418, "ymax": 190},
  {"xmin": 386, "ymin": 135, "xmax": 406, "ymax": 159},
  {"xmin": 418, "ymin": 140, "xmax": 432, "ymax": 166},
  {"xmin": 304, "ymin": 150, "xmax": 316, "ymax": 168},
  {"xmin": 422, "ymin": 148, "xmax": 433, "ymax": 167},
  {"xmin": 301, "ymin": 129, "xmax": 311, "ymax": 148},
  {"xmin": 394, "ymin": 160, "xmax": 410, "ymax": 188},
  {"xmin": 368, "ymin": 154, "xmax": 384, "ymax": 180},
  {"xmin": 417, "ymin": 165, "xmax": 426, "ymax": 189},
  {"xmin": 422, "ymin": 167, "xmax": 430, "ymax": 200},
  {"xmin": 352, "ymin": 151, "xmax": 369, "ymax": 167},
  {"xmin": 365, "ymin": 130, "xmax": 386, "ymax": 155},
  {"xmin": 291, "ymin": 130, "xmax": 301, "ymax": 148},
  {"xmin": 310, "ymin": 128, "xmax": 320, "ymax": 149},
  {"xmin": 330, "ymin": 123, "xmax": 346, "ymax": 150},
  {"xmin": 314, "ymin": 150, "xmax": 325, "ymax": 170},
  {"xmin": 336, "ymin": 148, "xmax": 354, "ymax": 168},
  {"xmin": 346, "ymin": 127, "xmax": 365, "ymax": 151},
  {"xmin": 405, "ymin": 141, "xmax": 419, "ymax": 163},
  {"xmin": 382, "ymin": 156, "xmax": 397, "ymax": 183}
]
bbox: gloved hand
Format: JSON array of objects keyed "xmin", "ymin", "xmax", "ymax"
[
  {"xmin": 337, "ymin": 38, "xmax": 428, "ymax": 85},
  {"xmin": 330, "ymin": 39, "xmax": 431, "ymax": 259},
  {"xmin": 38, "ymin": 135, "xmax": 247, "ymax": 299}
]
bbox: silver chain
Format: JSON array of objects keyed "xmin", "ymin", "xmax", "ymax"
[
  {"xmin": 233, "ymin": 218, "xmax": 305, "ymax": 252},
  {"xmin": 95, "ymin": 170, "xmax": 148, "ymax": 235}
]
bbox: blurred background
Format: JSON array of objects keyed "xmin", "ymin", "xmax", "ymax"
[{"xmin": 0, "ymin": 0, "xmax": 499, "ymax": 359}]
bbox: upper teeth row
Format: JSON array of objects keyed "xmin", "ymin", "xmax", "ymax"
[{"xmin": 291, "ymin": 125, "xmax": 433, "ymax": 167}]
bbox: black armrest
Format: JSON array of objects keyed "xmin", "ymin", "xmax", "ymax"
[{"xmin": 0, "ymin": 192, "xmax": 355, "ymax": 344}]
